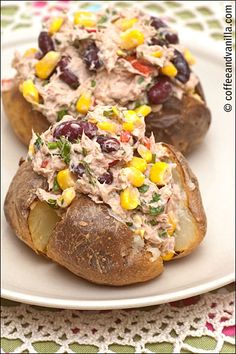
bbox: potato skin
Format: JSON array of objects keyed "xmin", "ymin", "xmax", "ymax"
[
  {"xmin": 4, "ymin": 161, "xmax": 164, "ymax": 286},
  {"xmin": 2, "ymin": 85, "xmax": 49, "ymax": 146},
  {"xmin": 4, "ymin": 144, "xmax": 207, "ymax": 285},
  {"xmin": 163, "ymin": 143, "xmax": 207, "ymax": 258},
  {"xmin": 3, "ymin": 83, "xmax": 211, "ymax": 153},
  {"xmin": 146, "ymin": 84, "xmax": 211, "ymax": 155}
]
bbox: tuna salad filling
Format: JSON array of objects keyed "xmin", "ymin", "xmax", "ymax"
[
  {"xmin": 10, "ymin": 7, "xmax": 200, "ymax": 123},
  {"xmin": 28, "ymin": 105, "xmax": 184, "ymax": 260}
]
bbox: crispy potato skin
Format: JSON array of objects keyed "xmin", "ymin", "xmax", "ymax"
[
  {"xmin": 146, "ymin": 84, "xmax": 211, "ymax": 155},
  {"xmin": 3, "ymin": 84, "xmax": 211, "ymax": 153},
  {"xmin": 2, "ymin": 85, "xmax": 49, "ymax": 146},
  {"xmin": 3, "ymin": 144, "xmax": 207, "ymax": 285},
  {"xmin": 4, "ymin": 161, "xmax": 47, "ymax": 250},
  {"xmin": 163, "ymin": 143, "xmax": 207, "ymax": 258}
]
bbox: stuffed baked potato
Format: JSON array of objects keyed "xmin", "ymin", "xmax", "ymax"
[
  {"xmin": 4, "ymin": 105, "xmax": 206, "ymax": 286},
  {"xmin": 2, "ymin": 8, "xmax": 211, "ymax": 153}
]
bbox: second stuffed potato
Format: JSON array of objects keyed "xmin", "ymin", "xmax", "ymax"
[{"xmin": 4, "ymin": 104, "xmax": 206, "ymax": 286}]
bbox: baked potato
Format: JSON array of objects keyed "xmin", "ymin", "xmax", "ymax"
[
  {"xmin": 2, "ymin": 8, "xmax": 211, "ymax": 153},
  {"xmin": 4, "ymin": 105, "xmax": 206, "ymax": 286}
]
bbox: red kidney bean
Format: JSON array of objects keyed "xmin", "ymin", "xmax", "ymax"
[
  {"xmin": 98, "ymin": 171, "xmax": 113, "ymax": 184},
  {"xmin": 83, "ymin": 42, "xmax": 103, "ymax": 71},
  {"xmin": 150, "ymin": 17, "xmax": 168, "ymax": 30},
  {"xmin": 172, "ymin": 49, "xmax": 190, "ymax": 83},
  {"xmin": 38, "ymin": 31, "xmax": 55, "ymax": 55},
  {"xmin": 96, "ymin": 136, "xmax": 120, "ymax": 153},
  {"xmin": 59, "ymin": 70, "xmax": 80, "ymax": 90},
  {"xmin": 147, "ymin": 76, "xmax": 173, "ymax": 104},
  {"xmin": 53, "ymin": 121, "xmax": 98, "ymax": 141}
]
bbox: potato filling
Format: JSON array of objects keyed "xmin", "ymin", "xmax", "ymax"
[
  {"xmin": 11, "ymin": 7, "xmax": 198, "ymax": 124},
  {"xmin": 28, "ymin": 105, "xmax": 184, "ymax": 259}
]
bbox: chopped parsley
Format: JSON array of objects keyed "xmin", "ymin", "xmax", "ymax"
[
  {"xmin": 91, "ymin": 80, "xmax": 96, "ymax": 88},
  {"xmin": 57, "ymin": 109, "xmax": 68, "ymax": 122},
  {"xmin": 42, "ymin": 79, "xmax": 49, "ymax": 86},
  {"xmin": 47, "ymin": 199, "xmax": 57, "ymax": 208},
  {"xmin": 152, "ymin": 153, "xmax": 156, "ymax": 163},
  {"xmin": 159, "ymin": 230, "xmax": 168, "ymax": 238},
  {"xmin": 97, "ymin": 15, "xmax": 108, "ymax": 25},
  {"xmin": 103, "ymin": 109, "xmax": 113, "ymax": 117},
  {"xmin": 149, "ymin": 205, "xmax": 164, "ymax": 216},
  {"xmin": 82, "ymin": 161, "xmax": 95, "ymax": 185},
  {"xmin": 138, "ymin": 184, "xmax": 149, "ymax": 193},
  {"xmin": 34, "ymin": 134, "xmax": 43, "ymax": 150},
  {"xmin": 126, "ymin": 222, "xmax": 133, "ymax": 227},
  {"xmin": 150, "ymin": 192, "xmax": 161, "ymax": 203},
  {"xmin": 149, "ymin": 219, "xmax": 158, "ymax": 226},
  {"xmin": 57, "ymin": 139, "xmax": 71, "ymax": 164},
  {"xmin": 53, "ymin": 178, "xmax": 60, "ymax": 192},
  {"xmin": 137, "ymin": 77, "xmax": 145, "ymax": 84},
  {"xmin": 47, "ymin": 142, "xmax": 58, "ymax": 150},
  {"xmin": 82, "ymin": 147, "xmax": 88, "ymax": 157}
]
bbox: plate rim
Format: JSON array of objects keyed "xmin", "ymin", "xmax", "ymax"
[
  {"xmin": 1, "ymin": 26, "xmax": 234, "ymax": 310},
  {"xmin": 1, "ymin": 273, "xmax": 234, "ymax": 309}
]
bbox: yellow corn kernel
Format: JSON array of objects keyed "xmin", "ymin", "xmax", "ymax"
[
  {"xmin": 112, "ymin": 106, "xmax": 120, "ymax": 117},
  {"xmin": 21, "ymin": 79, "xmax": 39, "ymax": 104},
  {"xmin": 128, "ymin": 157, "xmax": 147, "ymax": 173},
  {"xmin": 161, "ymin": 62, "xmax": 177, "ymax": 77},
  {"xmin": 124, "ymin": 167, "xmax": 145, "ymax": 187},
  {"xmin": 97, "ymin": 121, "xmax": 117, "ymax": 133},
  {"xmin": 120, "ymin": 187, "xmax": 139, "ymax": 210},
  {"xmin": 122, "ymin": 121, "xmax": 135, "ymax": 132},
  {"xmin": 23, "ymin": 48, "xmax": 37, "ymax": 57},
  {"xmin": 74, "ymin": 11, "xmax": 96, "ymax": 27},
  {"xmin": 76, "ymin": 93, "xmax": 92, "ymax": 114},
  {"xmin": 135, "ymin": 105, "xmax": 152, "ymax": 117},
  {"xmin": 162, "ymin": 251, "xmax": 175, "ymax": 261},
  {"xmin": 58, "ymin": 187, "xmax": 76, "ymax": 208},
  {"xmin": 137, "ymin": 144, "xmax": 152, "ymax": 163},
  {"xmin": 28, "ymin": 144, "xmax": 35, "ymax": 155},
  {"xmin": 35, "ymin": 51, "xmax": 61, "ymax": 79},
  {"xmin": 134, "ymin": 229, "xmax": 145, "ymax": 237},
  {"xmin": 120, "ymin": 29, "xmax": 144, "ymax": 50},
  {"xmin": 151, "ymin": 51, "xmax": 163, "ymax": 58},
  {"xmin": 124, "ymin": 110, "xmax": 142, "ymax": 126},
  {"xmin": 49, "ymin": 17, "xmax": 64, "ymax": 34},
  {"xmin": 116, "ymin": 49, "xmax": 127, "ymax": 57},
  {"xmin": 115, "ymin": 17, "xmax": 138, "ymax": 31},
  {"xmin": 57, "ymin": 169, "xmax": 76, "ymax": 191},
  {"xmin": 149, "ymin": 161, "xmax": 170, "ymax": 185},
  {"xmin": 167, "ymin": 211, "xmax": 177, "ymax": 236},
  {"xmin": 184, "ymin": 49, "xmax": 196, "ymax": 65}
]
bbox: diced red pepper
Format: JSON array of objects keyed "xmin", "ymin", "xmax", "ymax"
[
  {"xmin": 143, "ymin": 137, "xmax": 151, "ymax": 150},
  {"xmin": 126, "ymin": 56, "xmax": 154, "ymax": 76},
  {"xmin": 86, "ymin": 29, "xmax": 97, "ymax": 33},
  {"xmin": 108, "ymin": 160, "xmax": 119, "ymax": 168},
  {"xmin": 120, "ymin": 131, "xmax": 131, "ymax": 143},
  {"xmin": 41, "ymin": 160, "xmax": 48, "ymax": 168}
]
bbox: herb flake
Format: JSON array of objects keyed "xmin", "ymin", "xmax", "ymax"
[
  {"xmin": 138, "ymin": 77, "xmax": 145, "ymax": 84},
  {"xmin": 57, "ymin": 109, "xmax": 68, "ymax": 122},
  {"xmin": 150, "ymin": 192, "xmax": 161, "ymax": 203},
  {"xmin": 57, "ymin": 139, "xmax": 71, "ymax": 164},
  {"xmin": 149, "ymin": 205, "xmax": 164, "ymax": 216},
  {"xmin": 91, "ymin": 80, "xmax": 96, "ymax": 87},
  {"xmin": 34, "ymin": 134, "xmax": 43, "ymax": 150},
  {"xmin": 138, "ymin": 184, "xmax": 149, "ymax": 193}
]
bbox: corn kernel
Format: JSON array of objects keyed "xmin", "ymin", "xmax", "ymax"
[
  {"xmin": 167, "ymin": 211, "xmax": 177, "ymax": 236},
  {"xmin": 134, "ymin": 229, "xmax": 145, "ymax": 237},
  {"xmin": 23, "ymin": 48, "xmax": 37, "ymax": 58},
  {"xmin": 161, "ymin": 62, "xmax": 177, "ymax": 77},
  {"xmin": 137, "ymin": 144, "xmax": 152, "ymax": 163},
  {"xmin": 28, "ymin": 144, "xmax": 35, "ymax": 155},
  {"xmin": 58, "ymin": 187, "xmax": 76, "ymax": 208},
  {"xmin": 115, "ymin": 18, "xmax": 138, "ymax": 31},
  {"xmin": 184, "ymin": 49, "xmax": 196, "ymax": 65},
  {"xmin": 151, "ymin": 51, "xmax": 163, "ymax": 58},
  {"xmin": 97, "ymin": 121, "xmax": 118, "ymax": 133},
  {"xmin": 122, "ymin": 121, "xmax": 135, "ymax": 132},
  {"xmin": 120, "ymin": 187, "xmax": 139, "ymax": 210},
  {"xmin": 124, "ymin": 167, "xmax": 145, "ymax": 187},
  {"xmin": 74, "ymin": 11, "xmax": 96, "ymax": 27},
  {"xmin": 162, "ymin": 251, "xmax": 175, "ymax": 261},
  {"xmin": 149, "ymin": 161, "xmax": 170, "ymax": 185},
  {"xmin": 120, "ymin": 29, "xmax": 144, "ymax": 50},
  {"xmin": 21, "ymin": 79, "xmax": 39, "ymax": 104},
  {"xmin": 35, "ymin": 51, "xmax": 61, "ymax": 79},
  {"xmin": 135, "ymin": 105, "xmax": 152, "ymax": 117},
  {"xmin": 76, "ymin": 92, "xmax": 92, "ymax": 114},
  {"xmin": 116, "ymin": 49, "xmax": 126, "ymax": 57},
  {"xmin": 57, "ymin": 169, "xmax": 76, "ymax": 191},
  {"xmin": 49, "ymin": 17, "xmax": 64, "ymax": 34},
  {"xmin": 124, "ymin": 110, "xmax": 142, "ymax": 126},
  {"xmin": 128, "ymin": 157, "xmax": 147, "ymax": 173}
]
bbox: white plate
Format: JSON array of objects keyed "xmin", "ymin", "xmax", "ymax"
[{"xmin": 1, "ymin": 28, "xmax": 235, "ymax": 310}]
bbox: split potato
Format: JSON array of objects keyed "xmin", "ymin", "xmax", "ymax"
[{"xmin": 4, "ymin": 143, "xmax": 206, "ymax": 286}]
